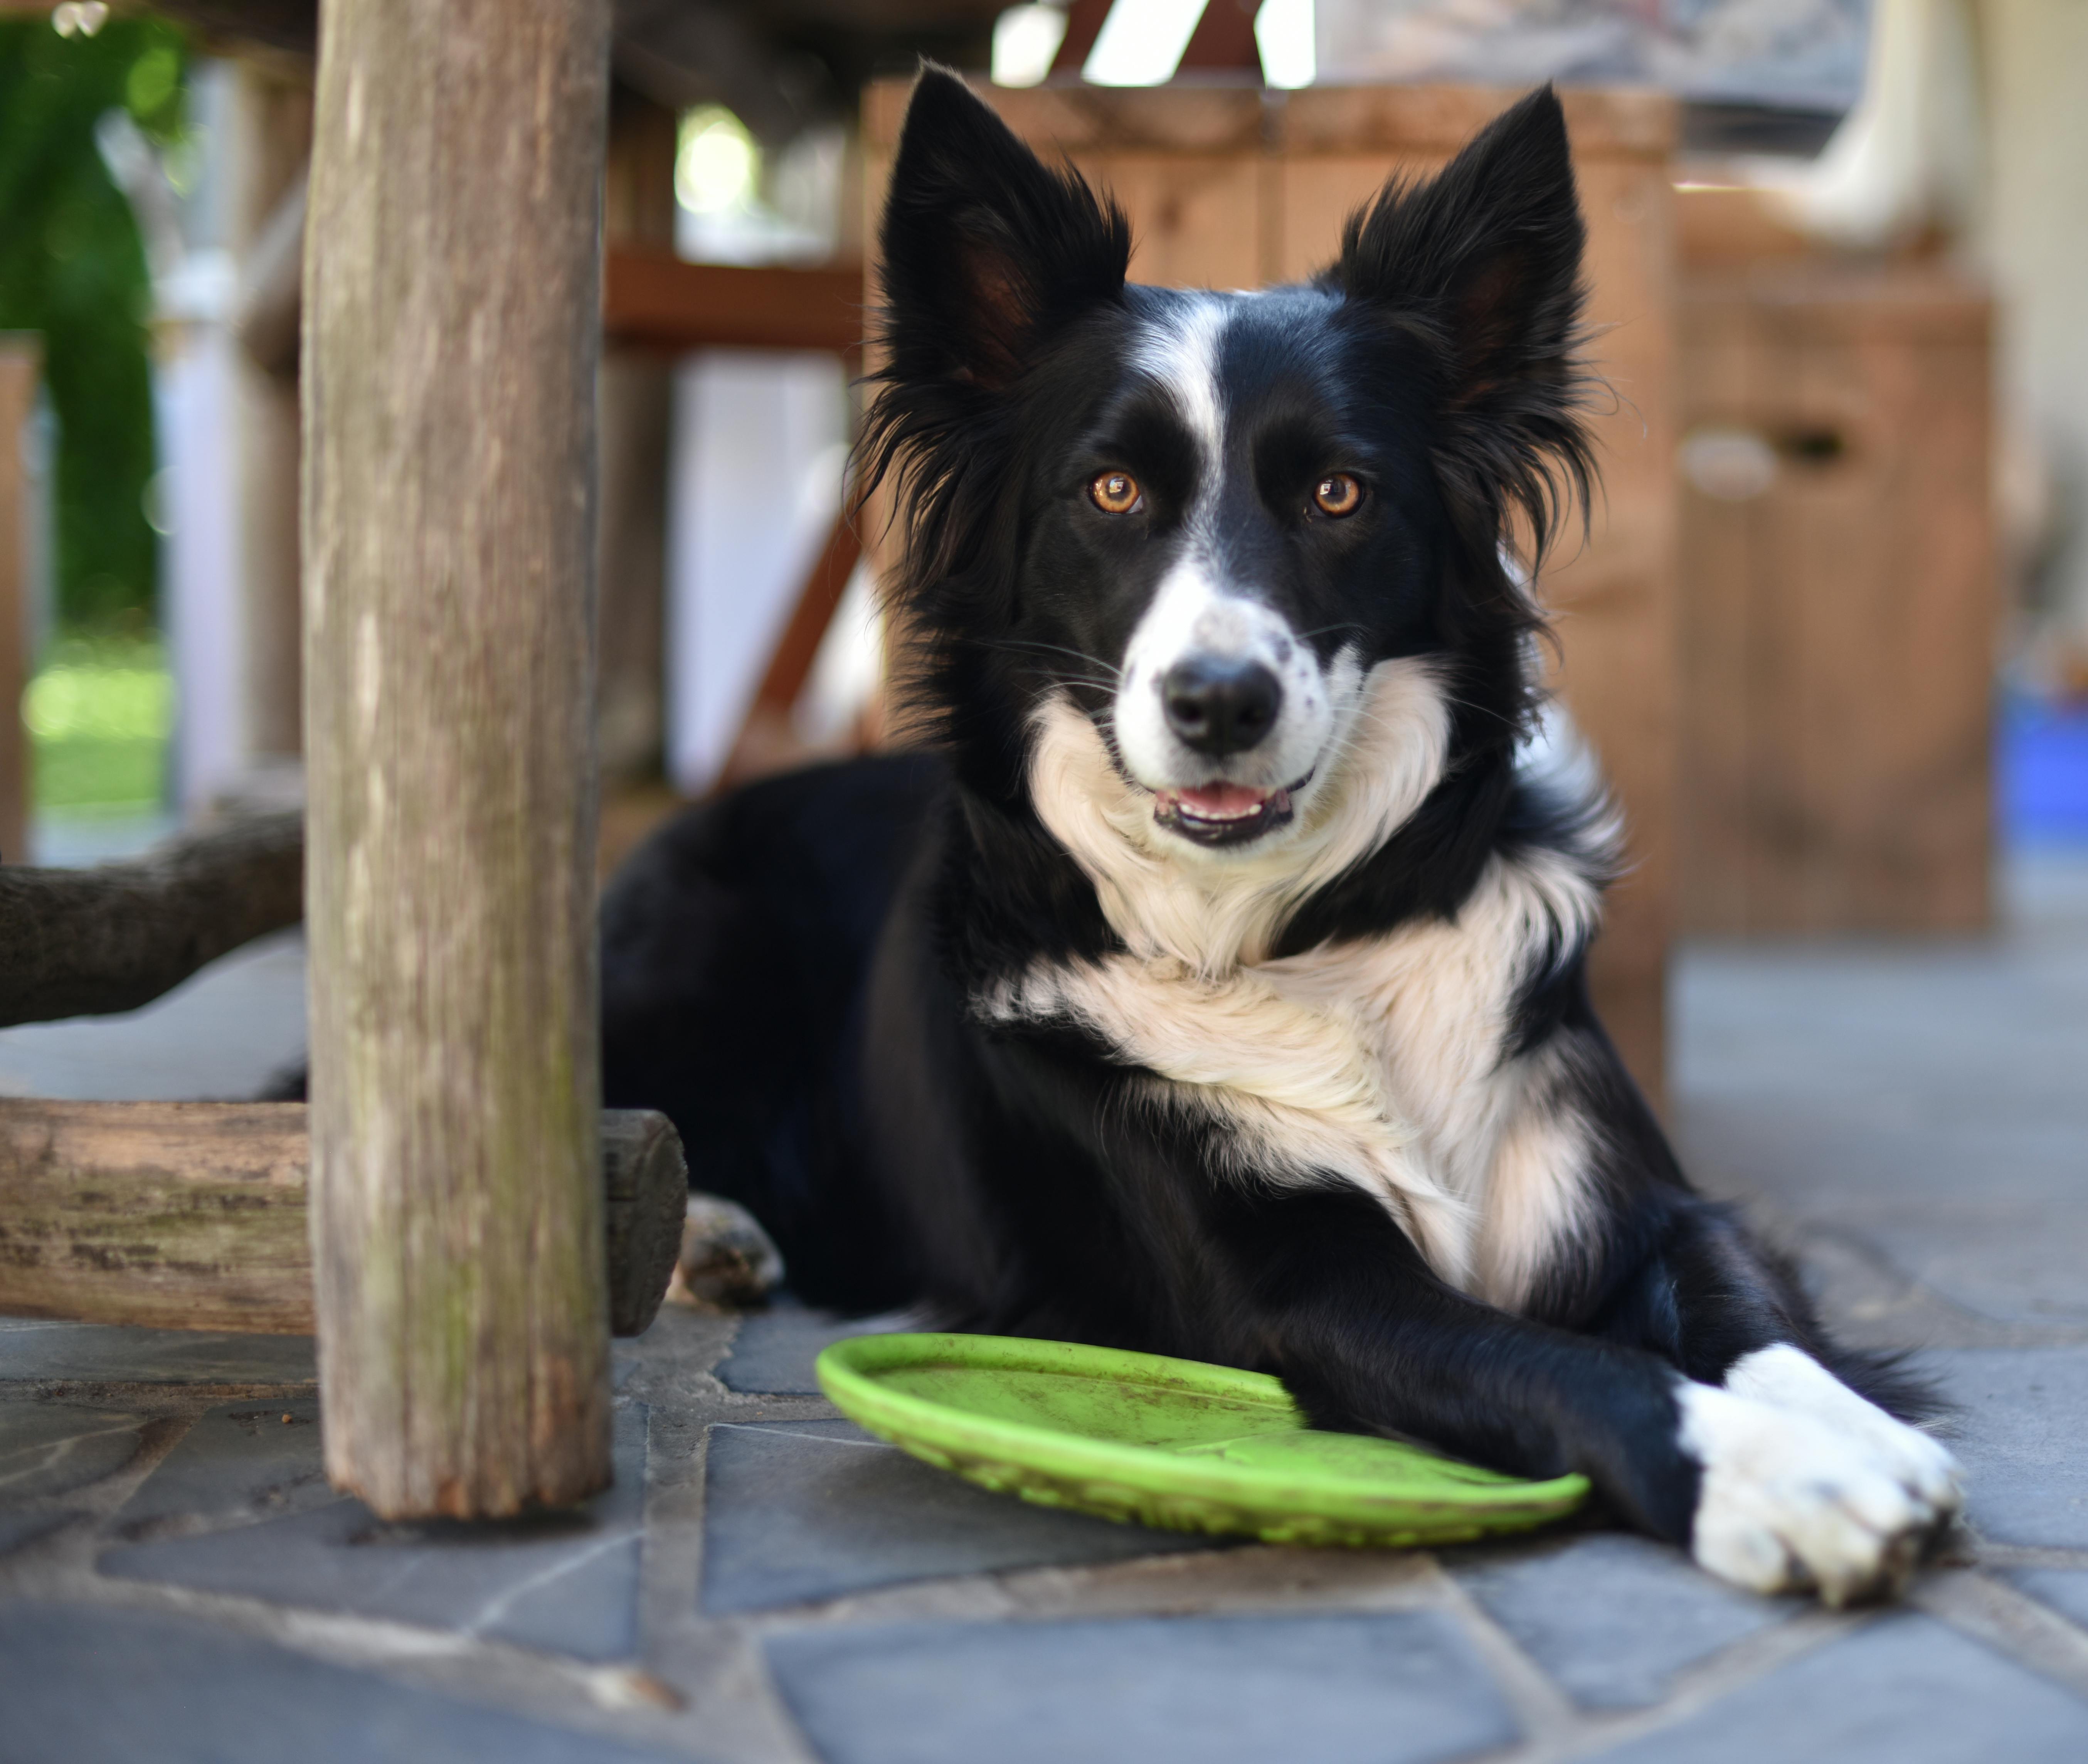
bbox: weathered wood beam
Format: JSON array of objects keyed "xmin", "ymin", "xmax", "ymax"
[
  {"xmin": 0, "ymin": 1104, "xmax": 685, "ymax": 1340},
  {"xmin": 0, "ymin": 811, "xmax": 304, "ymax": 1028},
  {"xmin": 303, "ymin": 0, "xmax": 613, "ymax": 1518},
  {"xmin": 1050, "ymin": 0, "xmax": 1114, "ymax": 76},
  {"xmin": 602, "ymin": 249, "xmax": 864, "ymax": 356}
]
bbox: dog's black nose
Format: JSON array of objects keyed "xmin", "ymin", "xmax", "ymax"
[{"xmin": 1160, "ymin": 656, "xmax": 1283, "ymax": 756}]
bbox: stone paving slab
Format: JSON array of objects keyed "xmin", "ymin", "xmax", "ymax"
[
  {"xmin": 1933, "ymin": 1348, "xmax": 2088, "ymax": 1548},
  {"xmin": 116, "ymin": 1397, "xmax": 326, "ymax": 1528},
  {"xmin": 765, "ymin": 1610, "xmax": 1518, "ymax": 1764},
  {"xmin": 101, "ymin": 1404, "xmax": 651, "ymax": 1660},
  {"xmin": 0, "ymin": 1397, "xmax": 146, "ymax": 1502},
  {"xmin": 1585, "ymin": 1614, "xmax": 2088, "ymax": 1763},
  {"xmin": 0, "ymin": 1512, "xmax": 71, "ymax": 1555},
  {"xmin": 2008, "ymin": 1570, "xmax": 2088, "ymax": 1635},
  {"xmin": 0, "ymin": 1318, "xmax": 316, "ymax": 1385},
  {"xmin": 1672, "ymin": 859, "xmax": 2088, "ymax": 1343},
  {"xmin": 0, "ymin": 1602, "xmax": 696, "ymax": 1764},
  {"xmin": 1447, "ymin": 1532, "xmax": 1800, "ymax": 1710},
  {"xmin": 712, "ymin": 1303, "xmax": 901, "ymax": 1396},
  {"xmin": 1679, "ymin": 1102, "xmax": 2088, "ymax": 1335},
  {"xmin": 701, "ymin": 1419, "xmax": 1213, "ymax": 1614}
]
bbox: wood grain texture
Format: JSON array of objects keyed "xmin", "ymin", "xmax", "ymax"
[
  {"xmin": 0, "ymin": 811, "xmax": 304, "ymax": 1028},
  {"xmin": 602, "ymin": 252, "xmax": 863, "ymax": 355},
  {"xmin": 0, "ymin": 337, "xmax": 36, "ymax": 870},
  {"xmin": 597, "ymin": 89, "xmax": 680, "ymax": 786},
  {"xmin": 1678, "ymin": 261, "xmax": 1995, "ymax": 934},
  {"xmin": 301, "ymin": 0, "xmax": 612, "ymax": 1518},
  {"xmin": 0, "ymin": 1105, "xmax": 685, "ymax": 1340},
  {"xmin": 232, "ymin": 58, "xmax": 314, "ymax": 766},
  {"xmin": 861, "ymin": 79, "xmax": 1679, "ymax": 1104}
]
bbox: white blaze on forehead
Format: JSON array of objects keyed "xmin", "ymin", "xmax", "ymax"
[
  {"xmin": 1116, "ymin": 292, "xmax": 1328, "ymax": 803},
  {"xmin": 1132, "ymin": 295, "xmax": 1229, "ymax": 485}
]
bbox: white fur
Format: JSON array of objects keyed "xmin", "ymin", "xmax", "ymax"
[
  {"xmin": 992, "ymin": 665, "xmax": 1610, "ymax": 1304},
  {"xmin": 1677, "ymin": 1376, "xmax": 1953, "ymax": 1604},
  {"xmin": 1258, "ymin": 840, "xmax": 1606, "ymax": 1307},
  {"xmin": 1113, "ymin": 564, "xmax": 1337, "ymax": 798},
  {"xmin": 1725, "ymin": 1345, "xmax": 1962, "ymax": 1513},
  {"xmin": 1036, "ymin": 658, "xmax": 1448, "ymax": 972},
  {"xmin": 1132, "ymin": 295, "xmax": 1228, "ymax": 473}
]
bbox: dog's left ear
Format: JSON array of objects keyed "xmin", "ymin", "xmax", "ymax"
[
  {"xmin": 878, "ymin": 66, "xmax": 1131, "ymax": 392},
  {"xmin": 1334, "ymin": 85, "xmax": 1587, "ymax": 419}
]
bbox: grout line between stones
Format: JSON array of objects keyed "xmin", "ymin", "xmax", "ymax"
[
  {"xmin": 1972, "ymin": 1542, "xmax": 2088, "ymax": 1572},
  {"xmin": 1424, "ymin": 1556, "xmax": 1586, "ymax": 1749},
  {"xmin": 1913, "ymin": 1568, "xmax": 2088, "ymax": 1703},
  {"xmin": 1747, "ymin": 1200, "xmax": 2088, "ymax": 1352},
  {"xmin": 1496, "ymin": 1604, "xmax": 1872, "ymax": 1764},
  {"xmin": 41, "ymin": 1569, "xmax": 727, "ymax": 1757}
]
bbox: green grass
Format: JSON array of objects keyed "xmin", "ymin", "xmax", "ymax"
[{"xmin": 23, "ymin": 634, "xmax": 171, "ymax": 813}]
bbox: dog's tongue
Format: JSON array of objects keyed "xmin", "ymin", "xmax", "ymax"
[{"xmin": 1173, "ymin": 783, "xmax": 1273, "ymax": 821}]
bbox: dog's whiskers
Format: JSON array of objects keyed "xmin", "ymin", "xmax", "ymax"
[{"xmin": 992, "ymin": 638, "xmax": 1126, "ymax": 684}]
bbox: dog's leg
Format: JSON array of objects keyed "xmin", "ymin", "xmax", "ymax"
[
  {"xmin": 1209, "ymin": 1180, "xmax": 1955, "ymax": 1604},
  {"xmin": 1585, "ymin": 1197, "xmax": 1962, "ymax": 1602},
  {"xmin": 1208, "ymin": 1182, "xmax": 1714, "ymax": 1553}
]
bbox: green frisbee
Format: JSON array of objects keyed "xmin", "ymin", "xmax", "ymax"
[{"xmin": 814, "ymin": 1331, "xmax": 1587, "ymax": 1549}]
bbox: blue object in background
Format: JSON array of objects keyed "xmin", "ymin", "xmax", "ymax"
[{"xmin": 2001, "ymin": 698, "xmax": 2088, "ymax": 845}]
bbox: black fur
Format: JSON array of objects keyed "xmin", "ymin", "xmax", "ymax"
[{"xmin": 602, "ymin": 71, "xmax": 1937, "ymax": 1561}]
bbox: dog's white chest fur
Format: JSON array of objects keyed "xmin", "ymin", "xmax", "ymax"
[{"xmin": 983, "ymin": 665, "xmax": 1608, "ymax": 1310}]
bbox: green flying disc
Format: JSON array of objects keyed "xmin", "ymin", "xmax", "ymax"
[{"xmin": 814, "ymin": 1332, "xmax": 1588, "ymax": 1549}]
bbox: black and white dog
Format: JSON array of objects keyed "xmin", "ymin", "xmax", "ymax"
[{"xmin": 603, "ymin": 69, "xmax": 1959, "ymax": 1601}]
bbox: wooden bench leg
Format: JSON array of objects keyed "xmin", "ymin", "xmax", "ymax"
[{"xmin": 0, "ymin": 1104, "xmax": 686, "ymax": 1342}]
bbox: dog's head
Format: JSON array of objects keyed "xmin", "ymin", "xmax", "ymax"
[{"xmin": 864, "ymin": 69, "xmax": 1592, "ymax": 870}]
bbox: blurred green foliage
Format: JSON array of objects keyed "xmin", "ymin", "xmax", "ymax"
[
  {"xmin": 25, "ymin": 631, "xmax": 171, "ymax": 811},
  {"xmin": 0, "ymin": 15, "xmax": 187, "ymax": 631}
]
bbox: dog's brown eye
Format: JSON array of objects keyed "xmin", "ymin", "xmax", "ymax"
[
  {"xmin": 1312, "ymin": 473, "xmax": 1362, "ymax": 518},
  {"xmin": 1089, "ymin": 471, "xmax": 1142, "ymax": 514}
]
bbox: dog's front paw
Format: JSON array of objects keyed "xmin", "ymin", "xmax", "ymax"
[
  {"xmin": 1677, "ymin": 1383, "xmax": 1949, "ymax": 1605},
  {"xmin": 1723, "ymin": 1343, "xmax": 1962, "ymax": 1518}
]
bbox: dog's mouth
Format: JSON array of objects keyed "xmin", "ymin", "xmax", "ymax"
[{"xmin": 1152, "ymin": 778, "xmax": 1304, "ymax": 848}]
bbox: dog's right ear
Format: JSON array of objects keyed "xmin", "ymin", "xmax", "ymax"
[{"xmin": 878, "ymin": 66, "xmax": 1130, "ymax": 391}]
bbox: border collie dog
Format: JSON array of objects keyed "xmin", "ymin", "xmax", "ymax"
[{"xmin": 603, "ymin": 69, "xmax": 1959, "ymax": 1601}]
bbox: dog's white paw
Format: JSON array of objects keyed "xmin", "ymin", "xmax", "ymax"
[
  {"xmin": 1724, "ymin": 1344, "xmax": 1962, "ymax": 1517},
  {"xmin": 1677, "ymin": 1380, "xmax": 1950, "ymax": 1605}
]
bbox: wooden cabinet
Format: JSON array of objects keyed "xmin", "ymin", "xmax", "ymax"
[
  {"xmin": 862, "ymin": 80, "xmax": 1681, "ymax": 1103},
  {"xmin": 1678, "ymin": 263, "xmax": 1995, "ymax": 934}
]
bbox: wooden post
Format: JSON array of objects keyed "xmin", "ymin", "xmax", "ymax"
[
  {"xmin": 302, "ymin": 0, "xmax": 613, "ymax": 1518},
  {"xmin": 0, "ymin": 337, "xmax": 39, "ymax": 869},
  {"xmin": 597, "ymin": 86, "xmax": 678, "ymax": 787},
  {"xmin": 231, "ymin": 57, "xmax": 316, "ymax": 776}
]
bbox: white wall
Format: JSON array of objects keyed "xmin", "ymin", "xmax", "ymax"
[
  {"xmin": 156, "ymin": 324, "xmax": 245, "ymax": 811},
  {"xmin": 664, "ymin": 350, "xmax": 849, "ymax": 792}
]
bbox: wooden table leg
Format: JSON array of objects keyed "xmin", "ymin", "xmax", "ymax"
[{"xmin": 302, "ymin": 0, "xmax": 614, "ymax": 1518}]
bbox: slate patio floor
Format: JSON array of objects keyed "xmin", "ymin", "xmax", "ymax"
[{"xmin": 2, "ymin": 850, "xmax": 2086, "ymax": 1764}]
